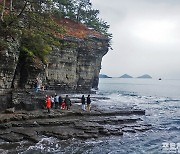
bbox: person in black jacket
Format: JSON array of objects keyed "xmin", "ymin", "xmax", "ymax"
[
  {"xmin": 81, "ymin": 95, "xmax": 86, "ymax": 111},
  {"xmin": 59, "ymin": 96, "xmax": 63, "ymax": 108},
  {"xmin": 54, "ymin": 94, "xmax": 59, "ymax": 109},
  {"xmin": 65, "ymin": 95, "xmax": 71, "ymax": 110},
  {"xmin": 86, "ymin": 95, "xmax": 91, "ymax": 112}
]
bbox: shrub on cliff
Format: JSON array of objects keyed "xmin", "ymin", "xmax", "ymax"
[
  {"xmin": 0, "ymin": 0, "xmax": 111, "ymax": 58},
  {"xmin": 20, "ymin": 31, "xmax": 52, "ymax": 64},
  {"xmin": 53, "ymin": 0, "xmax": 112, "ymax": 39}
]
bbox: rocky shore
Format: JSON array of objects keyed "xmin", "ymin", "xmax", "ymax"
[{"xmin": 0, "ymin": 98, "xmax": 152, "ymax": 145}]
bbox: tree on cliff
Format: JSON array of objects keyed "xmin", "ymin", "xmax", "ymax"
[
  {"xmin": 0, "ymin": 0, "xmax": 111, "ymax": 39},
  {"xmin": 0, "ymin": 0, "xmax": 64, "ymax": 62},
  {"xmin": 52, "ymin": 0, "xmax": 111, "ymax": 38},
  {"xmin": 0, "ymin": 0, "xmax": 111, "ymax": 57}
]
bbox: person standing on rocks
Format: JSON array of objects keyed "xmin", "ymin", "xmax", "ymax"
[
  {"xmin": 65, "ymin": 95, "xmax": 71, "ymax": 110},
  {"xmin": 87, "ymin": 95, "xmax": 91, "ymax": 112},
  {"xmin": 41, "ymin": 85, "xmax": 45, "ymax": 91},
  {"xmin": 46, "ymin": 96, "xmax": 51, "ymax": 113},
  {"xmin": 50, "ymin": 95, "xmax": 54, "ymax": 108},
  {"xmin": 81, "ymin": 95, "xmax": 86, "ymax": 111},
  {"xmin": 34, "ymin": 78, "xmax": 39, "ymax": 92},
  {"xmin": 38, "ymin": 79, "xmax": 42, "ymax": 90},
  {"xmin": 59, "ymin": 95, "xmax": 63, "ymax": 108},
  {"xmin": 61, "ymin": 99, "xmax": 66, "ymax": 110},
  {"xmin": 55, "ymin": 94, "xmax": 59, "ymax": 109}
]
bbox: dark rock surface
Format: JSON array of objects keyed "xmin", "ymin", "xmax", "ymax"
[
  {"xmin": 0, "ymin": 39, "xmax": 20, "ymax": 110},
  {"xmin": 0, "ymin": 103, "xmax": 152, "ymax": 144},
  {"xmin": 5, "ymin": 107, "xmax": 15, "ymax": 114}
]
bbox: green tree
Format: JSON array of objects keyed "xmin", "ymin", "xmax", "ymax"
[
  {"xmin": 0, "ymin": 0, "xmax": 64, "ymax": 62},
  {"xmin": 0, "ymin": 0, "xmax": 112, "ymax": 52},
  {"xmin": 51, "ymin": 0, "xmax": 112, "ymax": 40}
]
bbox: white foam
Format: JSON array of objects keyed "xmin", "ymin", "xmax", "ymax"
[{"xmin": 24, "ymin": 137, "xmax": 61, "ymax": 153}]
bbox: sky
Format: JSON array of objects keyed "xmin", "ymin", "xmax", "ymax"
[{"xmin": 91, "ymin": 0, "xmax": 180, "ymax": 79}]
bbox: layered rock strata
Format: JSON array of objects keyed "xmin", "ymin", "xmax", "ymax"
[
  {"xmin": 43, "ymin": 36, "xmax": 108, "ymax": 93},
  {"xmin": 0, "ymin": 104, "xmax": 151, "ymax": 146},
  {"xmin": 0, "ymin": 39, "xmax": 20, "ymax": 110}
]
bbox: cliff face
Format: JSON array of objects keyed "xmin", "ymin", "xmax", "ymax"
[
  {"xmin": 13, "ymin": 19, "xmax": 109, "ymax": 93},
  {"xmin": 0, "ymin": 39, "xmax": 20, "ymax": 110},
  {"xmin": 42, "ymin": 19, "xmax": 109, "ymax": 92},
  {"xmin": 0, "ymin": 19, "xmax": 109, "ymax": 110},
  {"xmin": 0, "ymin": 39, "xmax": 20, "ymax": 89},
  {"xmin": 43, "ymin": 36, "xmax": 108, "ymax": 93},
  {"xmin": 13, "ymin": 36, "xmax": 108, "ymax": 93}
]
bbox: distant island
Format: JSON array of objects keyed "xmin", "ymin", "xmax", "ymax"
[
  {"xmin": 99, "ymin": 74, "xmax": 152, "ymax": 79},
  {"xmin": 99, "ymin": 74, "xmax": 112, "ymax": 78},
  {"xmin": 119, "ymin": 74, "xmax": 133, "ymax": 78},
  {"xmin": 137, "ymin": 74, "xmax": 152, "ymax": 79}
]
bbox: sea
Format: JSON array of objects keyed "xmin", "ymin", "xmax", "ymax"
[{"xmin": 1, "ymin": 78, "xmax": 180, "ymax": 154}]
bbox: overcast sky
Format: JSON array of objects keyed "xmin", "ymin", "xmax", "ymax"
[{"xmin": 91, "ymin": 0, "xmax": 180, "ymax": 79}]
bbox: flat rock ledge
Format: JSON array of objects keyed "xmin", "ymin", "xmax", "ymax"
[{"xmin": 0, "ymin": 104, "xmax": 151, "ymax": 143}]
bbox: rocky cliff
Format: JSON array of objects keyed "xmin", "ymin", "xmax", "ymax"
[
  {"xmin": 0, "ymin": 19, "xmax": 109, "ymax": 110},
  {"xmin": 44, "ymin": 36, "xmax": 108, "ymax": 92}
]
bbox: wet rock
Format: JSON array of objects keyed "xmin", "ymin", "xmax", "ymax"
[
  {"xmin": 110, "ymin": 130, "xmax": 123, "ymax": 136},
  {"xmin": 105, "ymin": 127, "xmax": 123, "ymax": 136},
  {"xmin": 0, "ymin": 132, "xmax": 24, "ymax": 142},
  {"xmin": 91, "ymin": 134, "xmax": 99, "ymax": 138},
  {"xmin": 84, "ymin": 129, "xmax": 99, "ymax": 134},
  {"xmin": 22, "ymin": 121, "xmax": 40, "ymax": 127},
  {"xmin": 12, "ymin": 123, "xmax": 23, "ymax": 127},
  {"xmin": 0, "ymin": 130, "xmax": 11, "ymax": 135},
  {"xmin": 77, "ymin": 133, "xmax": 92, "ymax": 139},
  {"xmin": 12, "ymin": 128, "xmax": 41, "ymax": 143},
  {"xmin": 11, "ymin": 116, "xmax": 23, "ymax": 121},
  {"xmin": 0, "ymin": 123, "xmax": 12, "ymax": 129},
  {"xmin": 22, "ymin": 115, "xmax": 29, "ymax": 120},
  {"xmin": 134, "ymin": 126, "xmax": 151, "ymax": 132},
  {"xmin": 56, "ymin": 134, "xmax": 70, "ymax": 140},
  {"xmin": 5, "ymin": 107, "xmax": 15, "ymax": 114},
  {"xmin": 3, "ymin": 119, "xmax": 9, "ymax": 123},
  {"xmin": 98, "ymin": 128, "xmax": 110, "ymax": 135},
  {"xmin": 74, "ymin": 121, "xmax": 100, "ymax": 130},
  {"xmin": 0, "ymin": 103, "xmax": 151, "ymax": 142},
  {"xmin": 42, "ymin": 130, "xmax": 71, "ymax": 140},
  {"xmin": 122, "ymin": 127, "xmax": 136, "ymax": 133}
]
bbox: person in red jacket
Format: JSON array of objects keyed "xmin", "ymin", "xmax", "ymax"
[
  {"xmin": 61, "ymin": 99, "xmax": 66, "ymax": 110},
  {"xmin": 46, "ymin": 96, "xmax": 51, "ymax": 113}
]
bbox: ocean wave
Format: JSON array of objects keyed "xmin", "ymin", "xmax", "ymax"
[{"xmin": 22, "ymin": 137, "xmax": 61, "ymax": 154}]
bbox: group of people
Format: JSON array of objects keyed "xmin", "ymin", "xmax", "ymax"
[
  {"xmin": 45, "ymin": 94, "xmax": 71, "ymax": 113},
  {"xmin": 35, "ymin": 79, "xmax": 91, "ymax": 112},
  {"xmin": 81, "ymin": 95, "xmax": 91, "ymax": 112},
  {"xmin": 45, "ymin": 94, "xmax": 92, "ymax": 113}
]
